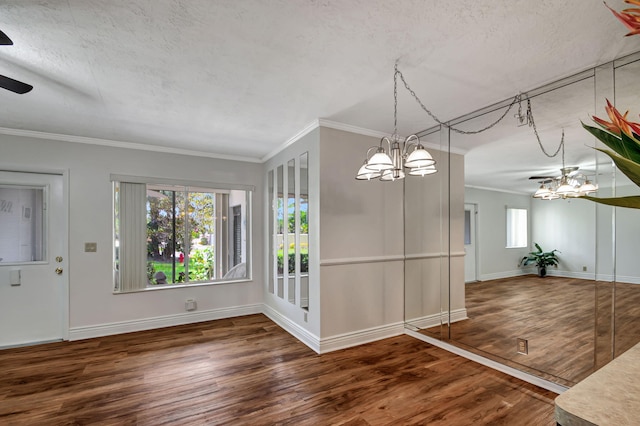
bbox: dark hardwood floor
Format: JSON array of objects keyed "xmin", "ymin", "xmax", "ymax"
[
  {"xmin": 420, "ymin": 275, "xmax": 640, "ymax": 387},
  {"xmin": 1, "ymin": 314, "xmax": 556, "ymax": 425}
]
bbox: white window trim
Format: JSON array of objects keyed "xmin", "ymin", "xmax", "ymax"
[
  {"xmin": 112, "ymin": 176, "xmax": 253, "ymax": 294},
  {"xmin": 110, "ymin": 174, "xmax": 255, "ymax": 192}
]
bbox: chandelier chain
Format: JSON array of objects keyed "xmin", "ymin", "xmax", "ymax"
[
  {"xmin": 393, "ymin": 64, "xmax": 565, "ymax": 155},
  {"xmin": 525, "ymin": 98, "xmax": 564, "ymax": 158},
  {"xmin": 394, "ymin": 64, "xmax": 398, "ymax": 137},
  {"xmin": 395, "ymin": 67, "xmax": 520, "ymax": 135}
]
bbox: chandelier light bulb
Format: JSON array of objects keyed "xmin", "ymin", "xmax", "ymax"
[
  {"xmin": 405, "ymin": 145, "xmax": 436, "ymax": 168},
  {"xmin": 408, "ymin": 164, "xmax": 437, "ymax": 176},
  {"xmin": 533, "ymin": 184, "xmax": 551, "ymax": 198},
  {"xmin": 579, "ymin": 180, "xmax": 598, "ymax": 194},
  {"xmin": 365, "ymin": 148, "xmax": 394, "ymax": 172},
  {"xmin": 380, "ymin": 169, "xmax": 405, "ymax": 181},
  {"xmin": 355, "ymin": 162, "xmax": 382, "ymax": 180}
]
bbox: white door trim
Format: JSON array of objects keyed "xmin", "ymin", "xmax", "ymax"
[{"xmin": 0, "ymin": 167, "xmax": 70, "ymax": 344}]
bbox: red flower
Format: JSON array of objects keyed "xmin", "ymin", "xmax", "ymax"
[
  {"xmin": 593, "ymin": 99, "xmax": 640, "ymax": 139},
  {"xmin": 606, "ymin": 0, "xmax": 640, "ymax": 36}
]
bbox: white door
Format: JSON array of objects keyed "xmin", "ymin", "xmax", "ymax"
[
  {"xmin": 464, "ymin": 203, "xmax": 478, "ymax": 283},
  {"xmin": 0, "ymin": 171, "xmax": 67, "ymax": 348}
]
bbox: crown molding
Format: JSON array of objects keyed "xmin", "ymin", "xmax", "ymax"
[
  {"xmin": 318, "ymin": 119, "xmax": 468, "ymax": 155},
  {"xmin": 260, "ymin": 120, "xmax": 321, "ymax": 162},
  {"xmin": 0, "ymin": 126, "xmax": 263, "ymax": 163},
  {"xmin": 317, "ymin": 119, "xmax": 389, "ymax": 139},
  {"xmin": 0, "ymin": 120, "xmax": 468, "ymax": 165},
  {"xmin": 465, "ymin": 184, "xmax": 531, "ymax": 196}
]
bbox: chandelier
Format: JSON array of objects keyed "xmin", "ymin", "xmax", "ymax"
[
  {"xmin": 355, "ymin": 64, "xmax": 437, "ymax": 181},
  {"xmin": 353, "ymin": 63, "xmax": 600, "ymax": 198},
  {"xmin": 532, "ymin": 170, "xmax": 598, "ymax": 200},
  {"xmin": 531, "ymin": 133, "xmax": 598, "ymax": 199}
]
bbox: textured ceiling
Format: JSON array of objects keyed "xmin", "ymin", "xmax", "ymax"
[{"xmin": 0, "ymin": 1, "xmax": 638, "ymax": 189}]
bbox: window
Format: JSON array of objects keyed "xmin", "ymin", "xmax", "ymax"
[
  {"xmin": 464, "ymin": 209, "xmax": 471, "ymax": 245},
  {"xmin": 113, "ymin": 176, "xmax": 251, "ymax": 292},
  {"xmin": 506, "ymin": 207, "xmax": 527, "ymax": 248},
  {"xmin": 0, "ymin": 185, "xmax": 45, "ymax": 263}
]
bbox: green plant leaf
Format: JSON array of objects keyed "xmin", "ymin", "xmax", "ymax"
[
  {"xmin": 581, "ymin": 195, "xmax": 640, "ymax": 209},
  {"xmin": 582, "ymin": 123, "xmax": 640, "ymax": 163},
  {"xmin": 595, "ymin": 148, "xmax": 640, "ymax": 188}
]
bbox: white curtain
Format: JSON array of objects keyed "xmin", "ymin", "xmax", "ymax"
[{"xmin": 119, "ymin": 182, "xmax": 147, "ymax": 291}]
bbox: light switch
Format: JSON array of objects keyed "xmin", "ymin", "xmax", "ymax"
[
  {"xmin": 10, "ymin": 270, "xmax": 21, "ymax": 286},
  {"xmin": 85, "ymin": 242, "xmax": 97, "ymax": 253}
]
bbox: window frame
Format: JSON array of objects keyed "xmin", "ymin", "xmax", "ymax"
[
  {"xmin": 505, "ymin": 207, "xmax": 528, "ymax": 249},
  {"xmin": 112, "ymin": 174, "xmax": 253, "ymax": 293},
  {"xmin": 0, "ymin": 184, "xmax": 47, "ymax": 265}
]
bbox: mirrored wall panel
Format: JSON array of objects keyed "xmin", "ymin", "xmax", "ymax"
[
  {"xmin": 404, "ymin": 126, "xmax": 451, "ymax": 338},
  {"xmin": 299, "ymin": 152, "xmax": 309, "ymax": 310},
  {"xmin": 277, "ymin": 165, "xmax": 284, "ymax": 298},
  {"xmin": 613, "ymin": 55, "xmax": 640, "ymax": 359},
  {"xmin": 461, "ymin": 73, "xmax": 600, "ymax": 386},
  {"xmin": 405, "ymin": 52, "xmax": 640, "ymax": 387},
  {"xmin": 287, "ymin": 158, "xmax": 296, "ymax": 304},
  {"xmin": 267, "ymin": 152, "xmax": 311, "ymax": 311}
]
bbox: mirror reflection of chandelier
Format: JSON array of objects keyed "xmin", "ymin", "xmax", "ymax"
[
  {"xmin": 519, "ymin": 97, "xmax": 598, "ymax": 200},
  {"xmin": 532, "ymin": 168, "xmax": 598, "ymax": 200},
  {"xmin": 531, "ymin": 138, "xmax": 598, "ymax": 199}
]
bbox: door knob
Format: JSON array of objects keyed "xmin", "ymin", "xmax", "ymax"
[{"xmin": 55, "ymin": 267, "xmax": 63, "ymax": 275}]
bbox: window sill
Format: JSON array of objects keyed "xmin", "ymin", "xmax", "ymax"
[{"xmin": 114, "ymin": 277, "xmax": 252, "ymax": 294}]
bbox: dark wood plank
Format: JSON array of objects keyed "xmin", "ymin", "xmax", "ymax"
[
  {"xmin": 422, "ymin": 276, "xmax": 640, "ymax": 386},
  {"xmin": 0, "ymin": 314, "xmax": 556, "ymax": 425}
]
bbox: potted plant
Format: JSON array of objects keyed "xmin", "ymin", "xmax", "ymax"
[{"xmin": 519, "ymin": 243, "xmax": 560, "ymax": 277}]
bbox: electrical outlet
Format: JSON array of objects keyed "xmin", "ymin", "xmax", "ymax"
[
  {"xmin": 185, "ymin": 299, "xmax": 197, "ymax": 311},
  {"xmin": 583, "ymin": 266, "xmax": 587, "ymax": 272},
  {"xmin": 517, "ymin": 338, "xmax": 528, "ymax": 355}
]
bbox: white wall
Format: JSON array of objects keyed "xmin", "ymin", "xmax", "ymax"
[
  {"xmin": 531, "ymin": 196, "xmax": 597, "ymax": 279},
  {"xmin": 464, "ymin": 187, "xmax": 531, "ymax": 280},
  {"xmin": 613, "ymin": 184, "xmax": 640, "ymax": 284},
  {"xmin": 318, "ymin": 127, "xmax": 405, "ymax": 343},
  {"xmin": 1, "ymin": 134, "xmax": 264, "ymax": 338}
]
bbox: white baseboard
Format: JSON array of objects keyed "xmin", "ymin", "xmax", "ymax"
[
  {"xmin": 263, "ymin": 304, "xmax": 405, "ymax": 354},
  {"xmin": 479, "ymin": 270, "xmax": 528, "ymax": 281},
  {"xmin": 612, "ymin": 275, "xmax": 640, "ymax": 284},
  {"xmin": 262, "ymin": 304, "xmax": 321, "ymax": 353},
  {"xmin": 69, "ymin": 304, "xmax": 263, "ymax": 341},
  {"xmin": 596, "ymin": 273, "xmax": 614, "ymax": 282},
  {"xmin": 477, "ymin": 269, "xmax": 637, "ymax": 283},
  {"xmin": 405, "ymin": 308, "xmax": 468, "ymax": 329},
  {"xmin": 69, "ymin": 301, "xmax": 404, "ymax": 358},
  {"xmin": 546, "ymin": 269, "xmax": 596, "ymax": 280},
  {"xmin": 405, "ymin": 328, "xmax": 568, "ymax": 395},
  {"xmin": 529, "ymin": 269, "xmax": 640, "ymax": 284},
  {"xmin": 319, "ymin": 322, "xmax": 405, "ymax": 354}
]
